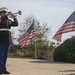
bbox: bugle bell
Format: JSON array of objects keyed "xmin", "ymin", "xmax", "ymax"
[{"xmin": 13, "ymin": 10, "xmax": 22, "ymax": 15}]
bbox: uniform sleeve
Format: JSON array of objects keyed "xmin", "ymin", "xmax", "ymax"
[{"xmin": 10, "ymin": 18, "xmax": 18, "ymax": 26}]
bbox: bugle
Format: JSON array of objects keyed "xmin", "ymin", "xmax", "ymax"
[
  {"xmin": 13, "ymin": 10, "xmax": 22, "ymax": 15},
  {"xmin": 7, "ymin": 10, "xmax": 22, "ymax": 18}
]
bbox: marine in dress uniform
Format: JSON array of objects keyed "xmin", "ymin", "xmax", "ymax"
[{"xmin": 0, "ymin": 7, "xmax": 18, "ymax": 74}]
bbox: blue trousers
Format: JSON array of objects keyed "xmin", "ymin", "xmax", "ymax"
[{"xmin": 0, "ymin": 43, "xmax": 10, "ymax": 72}]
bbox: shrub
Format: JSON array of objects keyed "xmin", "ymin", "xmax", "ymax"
[{"xmin": 53, "ymin": 36, "xmax": 75, "ymax": 63}]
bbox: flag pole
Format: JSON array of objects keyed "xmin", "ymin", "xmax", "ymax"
[
  {"xmin": 34, "ymin": 40, "xmax": 37, "ymax": 59},
  {"xmin": 33, "ymin": 19, "xmax": 37, "ymax": 59}
]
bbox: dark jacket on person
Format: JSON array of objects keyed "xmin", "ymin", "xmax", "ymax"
[{"xmin": 0, "ymin": 15, "xmax": 18, "ymax": 43}]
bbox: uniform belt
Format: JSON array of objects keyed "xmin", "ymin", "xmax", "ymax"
[{"xmin": 0, "ymin": 29, "xmax": 11, "ymax": 31}]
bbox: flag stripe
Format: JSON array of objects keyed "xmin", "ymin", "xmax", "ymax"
[
  {"xmin": 55, "ymin": 22, "xmax": 75, "ymax": 35},
  {"xmin": 18, "ymin": 33, "xmax": 29, "ymax": 43},
  {"xmin": 17, "ymin": 32, "xmax": 28, "ymax": 41}
]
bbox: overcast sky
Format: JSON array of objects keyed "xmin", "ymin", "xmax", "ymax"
[{"xmin": 0, "ymin": 0, "xmax": 75, "ymax": 43}]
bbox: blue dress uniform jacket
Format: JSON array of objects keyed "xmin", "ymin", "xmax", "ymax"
[{"xmin": 0, "ymin": 15, "xmax": 18, "ymax": 43}]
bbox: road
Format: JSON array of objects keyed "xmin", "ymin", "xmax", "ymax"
[{"xmin": 5, "ymin": 58, "xmax": 75, "ymax": 75}]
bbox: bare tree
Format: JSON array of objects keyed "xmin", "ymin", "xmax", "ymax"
[{"xmin": 18, "ymin": 15, "xmax": 51, "ymax": 48}]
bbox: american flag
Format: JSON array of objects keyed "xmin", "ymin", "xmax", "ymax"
[
  {"xmin": 52, "ymin": 11, "xmax": 75, "ymax": 42},
  {"xmin": 17, "ymin": 23, "xmax": 35, "ymax": 48}
]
